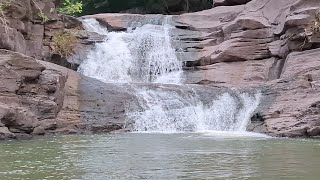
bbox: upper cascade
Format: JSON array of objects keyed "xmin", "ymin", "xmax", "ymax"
[{"xmin": 78, "ymin": 17, "xmax": 183, "ymax": 84}]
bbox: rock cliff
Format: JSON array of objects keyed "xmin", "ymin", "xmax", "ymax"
[
  {"xmin": 0, "ymin": 50, "xmax": 66, "ymax": 139},
  {"xmin": 0, "ymin": 0, "xmax": 98, "ymax": 69}
]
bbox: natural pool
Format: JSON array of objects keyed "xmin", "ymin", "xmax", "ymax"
[{"xmin": 0, "ymin": 133, "xmax": 319, "ymax": 180}]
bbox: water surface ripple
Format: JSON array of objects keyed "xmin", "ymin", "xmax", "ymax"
[{"xmin": 0, "ymin": 133, "xmax": 319, "ymax": 180}]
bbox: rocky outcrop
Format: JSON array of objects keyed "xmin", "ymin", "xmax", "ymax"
[
  {"xmin": 37, "ymin": 61, "xmax": 134, "ymax": 135},
  {"xmin": 0, "ymin": 50, "xmax": 66, "ymax": 139},
  {"xmin": 0, "ymin": 0, "xmax": 95, "ymax": 70},
  {"xmin": 0, "ymin": 49, "xmax": 131, "ymax": 139},
  {"xmin": 249, "ymin": 48, "xmax": 320, "ymax": 137}
]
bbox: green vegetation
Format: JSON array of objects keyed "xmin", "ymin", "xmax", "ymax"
[
  {"xmin": 52, "ymin": 30, "xmax": 79, "ymax": 58},
  {"xmin": 58, "ymin": 0, "xmax": 83, "ymax": 16},
  {"xmin": 0, "ymin": 0, "xmax": 12, "ymax": 31},
  {"xmin": 38, "ymin": 12, "xmax": 49, "ymax": 23},
  {"xmin": 307, "ymin": 12, "xmax": 320, "ymax": 34},
  {"xmin": 30, "ymin": 0, "xmax": 50, "ymax": 24}
]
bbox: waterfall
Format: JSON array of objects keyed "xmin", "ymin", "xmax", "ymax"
[
  {"xmin": 78, "ymin": 18, "xmax": 182, "ymax": 84},
  {"xmin": 125, "ymin": 86, "xmax": 261, "ymax": 132},
  {"xmin": 78, "ymin": 17, "xmax": 262, "ymax": 133}
]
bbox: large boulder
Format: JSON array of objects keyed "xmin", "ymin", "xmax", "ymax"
[
  {"xmin": 37, "ymin": 61, "xmax": 133, "ymax": 134},
  {"xmin": 0, "ymin": 50, "xmax": 66, "ymax": 139}
]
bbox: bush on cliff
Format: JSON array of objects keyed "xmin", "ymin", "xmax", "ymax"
[
  {"xmin": 0, "ymin": 0, "xmax": 12, "ymax": 31},
  {"xmin": 307, "ymin": 12, "xmax": 320, "ymax": 34},
  {"xmin": 52, "ymin": 30, "xmax": 79, "ymax": 58}
]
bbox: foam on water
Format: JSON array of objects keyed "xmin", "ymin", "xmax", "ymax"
[{"xmin": 125, "ymin": 86, "xmax": 262, "ymax": 133}]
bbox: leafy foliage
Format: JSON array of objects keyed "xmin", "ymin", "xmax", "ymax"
[
  {"xmin": 0, "ymin": 0, "xmax": 12, "ymax": 30},
  {"xmin": 307, "ymin": 12, "xmax": 320, "ymax": 34},
  {"xmin": 38, "ymin": 12, "xmax": 49, "ymax": 23},
  {"xmin": 58, "ymin": 0, "xmax": 83, "ymax": 16}
]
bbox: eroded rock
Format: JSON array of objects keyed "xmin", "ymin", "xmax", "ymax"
[{"xmin": 0, "ymin": 49, "xmax": 66, "ymax": 139}]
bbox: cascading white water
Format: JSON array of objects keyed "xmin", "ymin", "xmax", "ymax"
[
  {"xmin": 78, "ymin": 17, "xmax": 182, "ymax": 84},
  {"xmin": 125, "ymin": 86, "xmax": 261, "ymax": 132},
  {"xmin": 78, "ymin": 17, "xmax": 262, "ymax": 134}
]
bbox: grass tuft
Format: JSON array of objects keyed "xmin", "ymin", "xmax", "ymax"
[
  {"xmin": 52, "ymin": 31, "xmax": 79, "ymax": 58},
  {"xmin": 0, "ymin": 0, "xmax": 13, "ymax": 33}
]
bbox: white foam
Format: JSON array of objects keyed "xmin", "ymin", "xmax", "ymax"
[{"xmin": 126, "ymin": 87, "xmax": 262, "ymax": 133}]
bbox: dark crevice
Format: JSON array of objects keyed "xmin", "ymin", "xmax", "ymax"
[
  {"xmin": 175, "ymin": 25, "xmax": 192, "ymax": 30},
  {"xmin": 277, "ymin": 58, "xmax": 286, "ymax": 79}
]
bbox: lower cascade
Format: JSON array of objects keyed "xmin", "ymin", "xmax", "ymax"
[
  {"xmin": 125, "ymin": 87, "xmax": 261, "ymax": 132},
  {"xmin": 79, "ymin": 17, "xmax": 262, "ymax": 133}
]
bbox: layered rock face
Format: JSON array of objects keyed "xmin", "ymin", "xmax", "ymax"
[
  {"xmin": 253, "ymin": 49, "xmax": 320, "ymax": 137},
  {"xmin": 0, "ymin": 49, "xmax": 131, "ymax": 139},
  {"xmin": 0, "ymin": 0, "xmax": 95, "ymax": 69},
  {"xmin": 36, "ymin": 61, "xmax": 134, "ymax": 135},
  {"xmin": 84, "ymin": 0, "xmax": 320, "ymax": 137},
  {"xmin": 0, "ymin": 50, "xmax": 66, "ymax": 139}
]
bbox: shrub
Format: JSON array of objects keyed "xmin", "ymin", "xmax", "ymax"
[
  {"xmin": 0, "ymin": 0, "xmax": 12, "ymax": 31},
  {"xmin": 52, "ymin": 31, "xmax": 79, "ymax": 58},
  {"xmin": 306, "ymin": 12, "xmax": 320, "ymax": 34},
  {"xmin": 58, "ymin": 0, "xmax": 83, "ymax": 16},
  {"xmin": 38, "ymin": 12, "xmax": 49, "ymax": 23}
]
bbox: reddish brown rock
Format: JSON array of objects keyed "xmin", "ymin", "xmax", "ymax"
[
  {"xmin": 249, "ymin": 48, "xmax": 320, "ymax": 137},
  {"xmin": 0, "ymin": 49, "xmax": 66, "ymax": 139},
  {"xmin": 0, "ymin": 0, "xmax": 89, "ymax": 67}
]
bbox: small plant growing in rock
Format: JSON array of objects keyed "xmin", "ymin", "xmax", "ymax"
[
  {"xmin": 298, "ymin": 12, "xmax": 320, "ymax": 49},
  {"xmin": 52, "ymin": 31, "xmax": 79, "ymax": 58},
  {"xmin": 38, "ymin": 12, "xmax": 49, "ymax": 24},
  {"xmin": 0, "ymin": 0, "xmax": 13, "ymax": 32},
  {"xmin": 31, "ymin": 0, "xmax": 50, "ymax": 24},
  {"xmin": 305, "ymin": 12, "xmax": 320, "ymax": 35}
]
